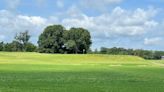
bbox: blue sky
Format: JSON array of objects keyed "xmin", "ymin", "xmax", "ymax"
[{"xmin": 0, "ymin": 0, "xmax": 164, "ymax": 50}]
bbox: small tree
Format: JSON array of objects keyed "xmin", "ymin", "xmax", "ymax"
[
  {"xmin": 3, "ymin": 43, "xmax": 13, "ymax": 52},
  {"xmin": 15, "ymin": 31, "xmax": 31, "ymax": 51},
  {"xmin": 25, "ymin": 42, "xmax": 37, "ymax": 52},
  {"xmin": 10, "ymin": 41, "xmax": 23, "ymax": 51},
  {"xmin": 0, "ymin": 42, "xmax": 4, "ymax": 51}
]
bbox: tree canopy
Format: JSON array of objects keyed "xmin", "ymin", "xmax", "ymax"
[
  {"xmin": 38, "ymin": 25, "xmax": 92, "ymax": 54},
  {"xmin": 0, "ymin": 31, "xmax": 36, "ymax": 52},
  {"xmin": 64, "ymin": 28, "xmax": 92, "ymax": 54},
  {"xmin": 93, "ymin": 47, "xmax": 164, "ymax": 60},
  {"xmin": 38, "ymin": 25, "xmax": 65, "ymax": 53}
]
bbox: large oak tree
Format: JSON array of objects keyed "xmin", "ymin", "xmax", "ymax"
[{"xmin": 38, "ymin": 25, "xmax": 92, "ymax": 54}]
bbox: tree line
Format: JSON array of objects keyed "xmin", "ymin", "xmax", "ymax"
[
  {"xmin": 89, "ymin": 47, "xmax": 164, "ymax": 60},
  {"xmin": 0, "ymin": 24, "xmax": 164, "ymax": 59},
  {"xmin": 0, "ymin": 31, "xmax": 37, "ymax": 52},
  {"xmin": 0, "ymin": 25, "xmax": 92, "ymax": 54}
]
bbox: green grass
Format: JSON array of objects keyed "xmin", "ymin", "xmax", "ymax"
[{"xmin": 0, "ymin": 52, "xmax": 164, "ymax": 92}]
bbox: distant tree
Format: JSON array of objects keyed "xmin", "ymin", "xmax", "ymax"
[
  {"xmin": 64, "ymin": 28, "xmax": 92, "ymax": 54},
  {"xmin": 100, "ymin": 47, "xmax": 108, "ymax": 54},
  {"xmin": 94, "ymin": 49, "xmax": 99, "ymax": 54},
  {"xmin": 97, "ymin": 47, "xmax": 164, "ymax": 60},
  {"xmin": 15, "ymin": 31, "xmax": 31, "ymax": 51},
  {"xmin": 87, "ymin": 48, "xmax": 93, "ymax": 54},
  {"xmin": 10, "ymin": 41, "xmax": 23, "ymax": 51},
  {"xmin": 25, "ymin": 42, "xmax": 37, "ymax": 52},
  {"xmin": 38, "ymin": 25, "xmax": 65, "ymax": 53},
  {"xmin": 3, "ymin": 43, "xmax": 13, "ymax": 52},
  {"xmin": 127, "ymin": 49, "xmax": 134, "ymax": 55},
  {"xmin": 153, "ymin": 51, "xmax": 164, "ymax": 59},
  {"xmin": 0, "ymin": 42, "xmax": 4, "ymax": 51},
  {"xmin": 3, "ymin": 41, "xmax": 23, "ymax": 52},
  {"xmin": 2, "ymin": 31, "xmax": 36, "ymax": 52}
]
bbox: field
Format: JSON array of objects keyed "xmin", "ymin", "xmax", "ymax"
[{"xmin": 0, "ymin": 52, "xmax": 164, "ymax": 92}]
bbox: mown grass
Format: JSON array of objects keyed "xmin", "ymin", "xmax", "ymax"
[{"xmin": 0, "ymin": 52, "xmax": 164, "ymax": 92}]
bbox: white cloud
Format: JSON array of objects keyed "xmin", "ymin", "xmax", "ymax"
[
  {"xmin": 144, "ymin": 37, "xmax": 162, "ymax": 45},
  {"xmin": 0, "ymin": 10, "xmax": 47, "ymax": 43},
  {"xmin": 60, "ymin": 7, "xmax": 158, "ymax": 38},
  {"xmin": 0, "ymin": 6, "xmax": 161, "ymax": 49},
  {"xmin": 18, "ymin": 15, "xmax": 47, "ymax": 26}
]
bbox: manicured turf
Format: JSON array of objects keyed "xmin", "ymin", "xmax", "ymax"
[{"xmin": 0, "ymin": 52, "xmax": 164, "ymax": 92}]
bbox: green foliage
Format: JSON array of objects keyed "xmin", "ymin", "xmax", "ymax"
[
  {"xmin": 15, "ymin": 31, "xmax": 30, "ymax": 51},
  {"xmin": 15, "ymin": 31, "xmax": 30, "ymax": 44},
  {"xmin": 38, "ymin": 25, "xmax": 92, "ymax": 54},
  {"xmin": 3, "ymin": 41, "xmax": 23, "ymax": 52},
  {"xmin": 65, "ymin": 40, "xmax": 77, "ymax": 53},
  {"xmin": 38, "ymin": 25, "xmax": 65, "ymax": 53},
  {"xmin": 1, "ymin": 31, "xmax": 36, "ymax": 52},
  {"xmin": 64, "ymin": 28, "xmax": 92, "ymax": 54},
  {"xmin": 25, "ymin": 42, "xmax": 37, "ymax": 52},
  {"xmin": 153, "ymin": 51, "xmax": 164, "ymax": 59},
  {"xmin": 0, "ymin": 42, "xmax": 4, "ymax": 51},
  {"xmin": 14, "ymin": 30, "xmax": 36, "ymax": 52},
  {"xmin": 3, "ymin": 43, "xmax": 13, "ymax": 51},
  {"xmin": 98, "ymin": 47, "xmax": 164, "ymax": 60},
  {"xmin": 11, "ymin": 41, "xmax": 23, "ymax": 51}
]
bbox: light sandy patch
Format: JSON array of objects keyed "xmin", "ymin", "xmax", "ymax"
[
  {"xmin": 151, "ymin": 62, "xmax": 164, "ymax": 67},
  {"xmin": 137, "ymin": 65, "xmax": 147, "ymax": 67},
  {"xmin": 109, "ymin": 64, "xmax": 122, "ymax": 67}
]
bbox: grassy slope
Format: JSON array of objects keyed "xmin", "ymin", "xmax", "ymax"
[{"xmin": 0, "ymin": 52, "xmax": 164, "ymax": 92}]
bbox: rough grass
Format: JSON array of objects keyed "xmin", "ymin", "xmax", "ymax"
[{"xmin": 0, "ymin": 52, "xmax": 164, "ymax": 92}]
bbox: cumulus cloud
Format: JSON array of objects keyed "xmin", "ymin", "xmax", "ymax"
[
  {"xmin": 60, "ymin": 6, "xmax": 158, "ymax": 38},
  {"xmin": 144, "ymin": 37, "xmax": 162, "ymax": 45},
  {"xmin": 0, "ymin": 10, "xmax": 47, "ymax": 43},
  {"xmin": 18, "ymin": 15, "xmax": 47, "ymax": 26},
  {"xmin": 0, "ymin": 6, "xmax": 161, "ymax": 49}
]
